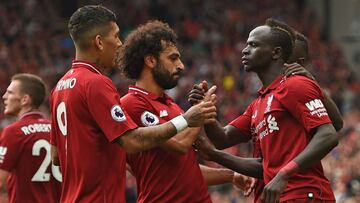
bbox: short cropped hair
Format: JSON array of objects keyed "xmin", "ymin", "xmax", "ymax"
[
  {"xmin": 11, "ymin": 73, "xmax": 46, "ymax": 108},
  {"xmin": 68, "ymin": 5, "xmax": 116, "ymax": 49},
  {"xmin": 119, "ymin": 20, "xmax": 177, "ymax": 79},
  {"xmin": 265, "ymin": 18, "xmax": 295, "ymax": 62}
]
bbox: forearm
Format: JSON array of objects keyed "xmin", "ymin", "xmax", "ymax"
[
  {"xmin": 209, "ymin": 149, "xmax": 263, "ymax": 179},
  {"xmin": 200, "ymin": 165, "xmax": 234, "ymax": 186},
  {"xmin": 51, "ymin": 145, "xmax": 60, "ymax": 166},
  {"xmin": 204, "ymin": 121, "xmax": 233, "ymax": 149},
  {"xmin": 288, "ymin": 124, "xmax": 339, "ymax": 173},
  {"xmin": 116, "ymin": 122, "xmax": 177, "ymax": 153},
  {"xmin": 323, "ymin": 92, "xmax": 343, "ymax": 131},
  {"xmin": 0, "ymin": 183, "xmax": 5, "ymax": 193},
  {"xmin": 0, "ymin": 170, "xmax": 9, "ymax": 192},
  {"xmin": 161, "ymin": 127, "xmax": 201, "ymax": 154}
]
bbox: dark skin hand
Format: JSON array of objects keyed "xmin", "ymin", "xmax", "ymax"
[
  {"xmin": 189, "ymin": 81, "xmax": 249, "ymax": 149},
  {"xmin": 188, "ymin": 80, "xmax": 210, "ymax": 106},
  {"xmin": 260, "ymin": 172, "xmax": 288, "ymax": 203}
]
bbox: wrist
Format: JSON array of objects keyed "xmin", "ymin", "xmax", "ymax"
[
  {"xmin": 279, "ymin": 160, "xmax": 299, "ymax": 178},
  {"xmin": 277, "ymin": 170, "xmax": 290, "ymax": 180},
  {"xmin": 170, "ymin": 115, "xmax": 188, "ymax": 133},
  {"xmin": 231, "ymin": 171, "xmax": 236, "ymax": 182}
]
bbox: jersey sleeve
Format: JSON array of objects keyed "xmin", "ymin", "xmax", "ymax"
[
  {"xmin": 277, "ymin": 76, "xmax": 331, "ymax": 133},
  {"xmin": 0, "ymin": 127, "xmax": 23, "ymax": 171},
  {"xmin": 49, "ymin": 90, "xmax": 57, "ymax": 146},
  {"xmin": 86, "ymin": 77, "xmax": 138, "ymax": 142},
  {"xmin": 121, "ymin": 94, "xmax": 158, "ymax": 127},
  {"xmin": 228, "ymin": 102, "xmax": 253, "ymax": 141}
]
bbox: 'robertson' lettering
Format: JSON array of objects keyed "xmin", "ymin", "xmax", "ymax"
[{"xmin": 21, "ymin": 124, "xmax": 51, "ymax": 135}]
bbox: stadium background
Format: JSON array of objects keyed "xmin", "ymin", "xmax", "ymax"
[{"xmin": 0, "ymin": 0, "xmax": 359, "ymax": 202}]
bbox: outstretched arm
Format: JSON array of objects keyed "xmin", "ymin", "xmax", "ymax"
[
  {"xmin": 199, "ymin": 164, "xmax": 255, "ymax": 194},
  {"xmin": 200, "ymin": 165, "xmax": 234, "ymax": 185},
  {"xmin": 195, "ymin": 135, "xmax": 263, "ymax": 179},
  {"xmin": 206, "ymin": 149, "xmax": 263, "ymax": 179}
]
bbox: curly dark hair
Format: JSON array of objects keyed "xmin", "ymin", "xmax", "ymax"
[
  {"xmin": 68, "ymin": 5, "xmax": 116, "ymax": 50},
  {"xmin": 265, "ymin": 18, "xmax": 296, "ymax": 62},
  {"xmin": 119, "ymin": 20, "xmax": 177, "ymax": 79}
]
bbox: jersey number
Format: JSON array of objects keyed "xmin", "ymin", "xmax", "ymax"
[
  {"xmin": 31, "ymin": 139, "xmax": 62, "ymax": 182},
  {"xmin": 57, "ymin": 102, "xmax": 67, "ymax": 136}
]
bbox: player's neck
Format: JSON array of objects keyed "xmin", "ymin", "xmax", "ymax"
[
  {"xmin": 258, "ymin": 63, "xmax": 284, "ymax": 88},
  {"xmin": 17, "ymin": 107, "xmax": 36, "ymax": 120},
  {"xmin": 135, "ymin": 79, "xmax": 164, "ymax": 97},
  {"xmin": 75, "ymin": 51, "xmax": 105, "ymax": 71}
]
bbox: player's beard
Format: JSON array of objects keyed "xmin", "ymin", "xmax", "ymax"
[{"xmin": 152, "ymin": 62, "xmax": 180, "ymax": 90}]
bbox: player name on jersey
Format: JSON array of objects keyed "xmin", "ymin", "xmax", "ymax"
[
  {"xmin": 56, "ymin": 78, "xmax": 77, "ymax": 91},
  {"xmin": 21, "ymin": 124, "xmax": 51, "ymax": 135}
]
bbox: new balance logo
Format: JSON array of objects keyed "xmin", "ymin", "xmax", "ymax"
[
  {"xmin": 305, "ymin": 99, "xmax": 324, "ymax": 111},
  {"xmin": 159, "ymin": 110, "xmax": 168, "ymax": 117}
]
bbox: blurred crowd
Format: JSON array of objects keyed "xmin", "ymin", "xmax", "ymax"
[{"xmin": 0, "ymin": 0, "xmax": 359, "ymax": 202}]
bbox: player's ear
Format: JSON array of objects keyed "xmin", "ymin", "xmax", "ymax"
[
  {"xmin": 21, "ymin": 94, "xmax": 31, "ymax": 107},
  {"xmin": 144, "ymin": 55, "xmax": 157, "ymax": 69},
  {"xmin": 272, "ymin": 47, "xmax": 282, "ymax": 60},
  {"xmin": 94, "ymin": 34, "xmax": 104, "ymax": 51}
]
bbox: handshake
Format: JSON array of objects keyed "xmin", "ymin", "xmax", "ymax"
[{"xmin": 181, "ymin": 80, "xmax": 218, "ymax": 127}]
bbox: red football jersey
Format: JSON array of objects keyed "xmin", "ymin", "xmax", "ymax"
[
  {"xmin": 121, "ymin": 86, "xmax": 212, "ymax": 203},
  {"xmin": 0, "ymin": 112, "xmax": 61, "ymax": 203},
  {"xmin": 230, "ymin": 76, "xmax": 335, "ymax": 201},
  {"xmin": 50, "ymin": 61, "xmax": 137, "ymax": 202},
  {"xmin": 252, "ymin": 140, "xmax": 265, "ymax": 203}
]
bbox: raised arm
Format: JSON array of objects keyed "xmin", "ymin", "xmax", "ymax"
[
  {"xmin": 188, "ymin": 81, "xmax": 251, "ymax": 149},
  {"xmin": 116, "ymin": 101, "xmax": 216, "ymax": 153}
]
